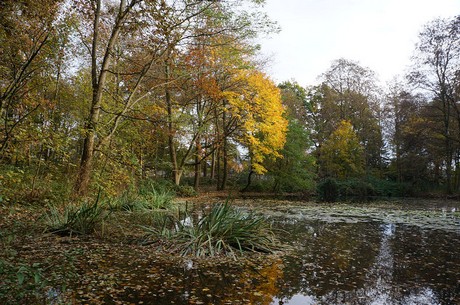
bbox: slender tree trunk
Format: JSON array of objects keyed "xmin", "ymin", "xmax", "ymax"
[
  {"xmin": 442, "ymin": 95, "xmax": 453, "ymax": 194},
  {"xmin": 194, "ymin": 136, "xmax": 201, "ymax": 190},
  {"xmin": 203, "ymin": 137, "xmax": 208, "ymax": 178},
  {"xmin": 219, "ymin": 100, "xmax": 227, "ymax": 190},
  {"xmin": 216, "ymin": 146, "xmax": 221, "ymax": 190},
  {"xmin": 165, "ymin": 55, "xmax": 181, "ymax": 185},
  {"xmin": 74, "ymin": 0, "xmax": 129, "ymax": 196},
  {"xmin": 220, "ymin": 134, "xmax": 228, "ymax": 190},
  {"xmin": 210, "ymin": 148, "xmax": 216, "ymax": 180},
  {"xmin": 241, "ymin": 170, "xmax": 254, "ymax": 192}
]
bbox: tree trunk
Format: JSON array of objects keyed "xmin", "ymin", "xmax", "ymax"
[
  {"xmin": 210, "ymin": 148, "xmax": 216, "ymax": 180},
  {"xmin": 220, "ymin": 134, "xmax": 228, "ymax": 191},
  {"xmin": 216, "ymin": 146, "xmax": 221, "ymax": 190},
  {"xmin": 241, "ymin": 170, "xmax": 254, "ymax": 192},
  {"xmin": 165, "ymin": 55, "xmax": 181, "ymax": 185},
  {"xmin": 74, "ymin": 0, "xmax": 128, "ymax": 196},
  {"xmin": 193, "ymin": 136, "xmax": 201, "ymax": 191},
  {"xmin": 219, "ymin": 100, "xmax": 227, "ymax": 190}
]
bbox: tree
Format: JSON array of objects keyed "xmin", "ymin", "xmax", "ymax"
[
  {"xmin": 265, "ymin": 81, "xmax": 316, "ymax": 193},
  {"xmin": 224, "ymin": 70, "xmax": 287, "ymax": 190},
  {"xmin": 310, "ymin": 59, "xmax": 384, "ymax": 176},
  {"xmin": 73, "ymin": 0, "xmax": 230, "ymax": 194},
  {"xmin": 409, "ymin": 16, "xmax": 460, "ymax": 193},
  {"xmin": 319, "ymin": 120, "xmax": 364, "ymax": 179},
  {"xmin": 147, "ymin": 1, "xmax": 277, "ymax": 188},
  {"xmin": 73, "ymin": 0, "xmax": 142, "ymax": 195},
  {"xmin": 0, "ymin": 0, "xmax": 62, "ymax": 158},
  {"xmin": 384, "ymin": 81, "xmax": 439, "ymax": 188},
  {"xmin": 268, "ymin": 117, "xmax": 316, "ymax": 193}
]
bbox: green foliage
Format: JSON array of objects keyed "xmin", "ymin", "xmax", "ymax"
[
  {"xmin": 317, "ymin": 178, "xmax": 339, "ymax": 202},
  {"xmin": 319, "ymin": 120, "xmax": 365, "ymax": 179},
  {"xmin": 317, "ymin": 176, "xmax": 415, "ymax": 202},
  {"xmin": 0, "ymin": 235, "xmax": 79, "ymax": 305},
  {"xmin": 110, "ymin": 179, "xmax": 176, "ymax": 212},
  {"xmin": 365, "ymin": 176, "xmax": 414, "ymax": 197},
  {"xmin": 175, "ymin": 185, "xmax": 198, "ymax": 197},
  {"xmin": 268, "ymin": 118, "xmax": 316, "ymax": 193},
  {"xmin": 44, "ymin": 195, "xmax": 108, "ymax": 236},
  {"xmin": 144, "ymin": 202, "xmax": 282, "ymax": 257},
  {"xmin": 237, "ymin": 172, "xmax": 275, "ymax": 192},
  {"xmin": 0, "ymin": 165, "xmax": 73, "ymax": 205},
  {"xmin": 337, "ymin": 179, "xmax": 375, "ymax": 200},
  {"xmin": 0, "ymin": 260, "xmax": 46, "ymax": 303}
]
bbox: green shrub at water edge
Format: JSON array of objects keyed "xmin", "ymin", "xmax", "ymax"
[
  {"xmin": 143, "ymin": 202, "xmax": 282, "ymax": 257},
  {"xmin": 317, "ymin": 178, "xmax": 339, "ymax": 202}
]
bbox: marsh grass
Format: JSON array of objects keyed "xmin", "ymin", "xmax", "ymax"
[
  {"xmin": 143, "ymin": 202, "xmax": 283, "ymax": 257},
  {"xmin": 44, "ymin": 194, "xmax": 108, "ymax": 236},
  {"xmin": 110, "ymin": 180, "xmax": 176, "ymax": 212}
]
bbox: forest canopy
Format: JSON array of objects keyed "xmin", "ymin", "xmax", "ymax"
[{"xmin": 1, "ymin": 0, "xmax": 460, "ymax": 202}]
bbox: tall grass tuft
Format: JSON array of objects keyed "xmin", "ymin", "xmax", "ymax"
[
  {"xmin": 44, "ymin": 193, "xmax": 107, "ymax": 236},
  {"xmin": 144, "ymin": 202, "xmax": 282, "ymax": 257},
  {"xmin": 111, "ymin": 180, "xmax": 176, "ymax": 212}
]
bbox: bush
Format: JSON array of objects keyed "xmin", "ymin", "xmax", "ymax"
[
  {"xmin": 338, "ymin": 178, "xmax": 375, "ymax": 200},
  {"xmin": 0, "ymin": 165, "xmax": 73, "ymax": 205},
  {"xmin": 143, "ymin": 202, "xmax": 282, "ymax": 257},
  {"xmin": 174, "ymin": 185, "xmax": 198, "ymax": 197},
  {"xmin": 317, "ymin": 177, "xmax": 416, "ymax": 202},
  {"xmin": 317, "ymin": 178, "xmax": 339, "ymax": 202}
]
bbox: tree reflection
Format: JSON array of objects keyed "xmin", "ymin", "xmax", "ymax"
[
  {"xmin": 275, "ymin": 221, "xmax": 381, "ymax": 301},
  {"xmin": 273, "ymin": 220, "xmax": 460, "ymax": 304}
]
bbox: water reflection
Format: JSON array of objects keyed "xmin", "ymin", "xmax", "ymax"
[
  {"xmin": 72, "ymin": 202, "xmax": 460, "ymax": 304},
  {"xmin": 272, "ymin": 219, "xmax": 460, "ymax": 304}
]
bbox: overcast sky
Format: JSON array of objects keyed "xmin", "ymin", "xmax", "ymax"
[{"xmin": 258, "ymin": 0, "xmax": 460, "ymax": 86}]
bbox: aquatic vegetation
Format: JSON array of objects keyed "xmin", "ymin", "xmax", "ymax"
[
  {"xmin": 144, "ymin": 202, "xmax": 283, "ymax": 257},
  {"xmin": 248, "ymin": 200, "xmax": 460, "ymax": 232},
  {"xmin": 110, "ymin": 180, "xmax": 176, "ymax": 212},
  {"xmin": 43, "ymin": 196, "xmax": 108, "ymax": 236}
]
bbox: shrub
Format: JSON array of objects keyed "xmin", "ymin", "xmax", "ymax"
[
  {"xmin": 317, "ymin": 178, "xmax": 339, "ymax": 202},
  {"xmin": 338, "ymin": 178, "xmax": 375, "ymax": 200},
  {"xmin": 143, "ymin": 202, "xmax": 282, "ymax": 257},
  {"xmin": 175, "ymin": 185, "xmax": 198, "ymax": 197}
]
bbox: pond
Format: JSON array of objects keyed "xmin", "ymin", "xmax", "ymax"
[{"xmin": 69, "ymin": 199, "xmax": 460, "ymax": 305}]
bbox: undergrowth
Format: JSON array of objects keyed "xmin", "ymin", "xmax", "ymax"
[{"xmin": 43, "ymin": 193, "xmax": 108, "ymax": 236}]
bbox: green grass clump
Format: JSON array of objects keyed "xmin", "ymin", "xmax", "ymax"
[
  {"xmin": 111, "ymin": 180, "xmax": 176, "ymax": 212},
  {"xmin": 44, "ymin": 195, "xmax": 107, "ymax": 236},
  {"xmin": 144, "ymin": 202, "xmax": 282, "ymax": 257}
]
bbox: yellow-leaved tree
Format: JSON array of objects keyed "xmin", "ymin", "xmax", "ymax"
[
  {"xmin": 224, "ymin": 70, "xmax": 288, "ymax": 178},
  {"xmin": 319, "ymin": 120, "xmax": 364, "ymax": 179}
]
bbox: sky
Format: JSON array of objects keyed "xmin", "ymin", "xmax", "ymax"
[{"xmin": 258, "ymin": 0, "xmax": 460, "ymax": 86}]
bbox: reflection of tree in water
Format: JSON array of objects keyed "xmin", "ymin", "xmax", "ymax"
[
  {"xmin": 274, "ymin": 221, "xmax": 381, "ymax": 302},
  {"xmin": 391, "ymin": 227, "xmax": 460, "ymax": 304},
  {"xmin": 273, "ymin": 220, "xmax": 460, "ymax": 304},
  {"xmin": 75, "ymin": 248, "xmax": 284, "ymax": 305},
  {"xmin": 148, "ymin": 257, "xmax": 284, "ymax": 305}
]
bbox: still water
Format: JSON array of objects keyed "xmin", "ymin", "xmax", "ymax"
[
  {"xmin": 266, "ymin": 200, "xmax": 460, "ymax": 304},
  {"xmin": 75, "ymin": 200, "xmax": 460, "ymax": 305},
  {"xmin": 271, "ymin": 220, "xmax": 460, "ymax": 304}
]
